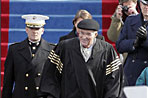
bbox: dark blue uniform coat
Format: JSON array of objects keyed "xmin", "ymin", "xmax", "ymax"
[
  {"xmin": 2, "ymin": 38, "xmax": 55, "ymax": 98},
  {"xmin": 116, "ymin": 13, "xmax": 148, "ymax": 86}
]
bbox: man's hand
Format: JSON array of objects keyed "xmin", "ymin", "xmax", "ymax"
[
  {"xmin": 134, "ymin": 25, "xmax": 147, "ymax": 48},
  {"xmin": 136, "ymin": 25, "xmax": 147, "ymax": 40},
  {"xmin": 128, "ymin": 7, "xmax": 138, "ymax": 15},
  {"xmin": 115, "ymin": 5, "xmax": 123, "ymax": 19}
]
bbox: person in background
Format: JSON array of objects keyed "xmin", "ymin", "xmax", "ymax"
[
  {"xmin": 136, "ymin": 67, "xmax": 148, "ymax": 86},
  {"xmin": 116, "ymin": 0, "xmax": 148, "ymax": 86},
  {"xmin": 107, "ymin": 0, "xmax": 138, "ymax": 42},
  {"xmin": 2, "ymin": 14, "xmax": 55, "ymax": 98},
  {"xmin": 107, "ymin": 0, "xmax": 138, "ymax": 63},
  {"xmin": 39, "ymin": 19, "xmax": 123, "ymax": 98},
  {"xmin": 59, "ymin": 9, "xmax": 104, "ymax": 42}
]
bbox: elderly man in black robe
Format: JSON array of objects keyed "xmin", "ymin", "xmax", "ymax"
[{"xmin": 40, "ymin": 19, "xmax": 123, "ymax": 98}]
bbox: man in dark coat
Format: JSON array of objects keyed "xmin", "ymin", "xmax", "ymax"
[
  {"xmin": 59, "ymin": 10, "xmax": 104, "ymax": 42},
  {"xmin": 2, "ymin": 14, "xmax": 55, "ymax": 98},
  {"xmin": 40, "ymin": 19, "xmax": 123, "ymax": 98},
  {"xmin": 116, "ymin": 0, "xmax": 148, "ymax": 86}
]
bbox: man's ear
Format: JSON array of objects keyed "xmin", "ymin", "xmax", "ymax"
[
  {"xmin": 77, "ymin": 29, "xmax": 81, "ymax": 36},
  {"xmin": 26, "ymin": 27, "xmax": 29, "ymax": 34},
  {"xmin": 95, "ymin": 31, "xmax": 98, "ymax": 37},
  {"xmin": 41, "ymin": 28, "xmax": 44, "ymax": 35}
]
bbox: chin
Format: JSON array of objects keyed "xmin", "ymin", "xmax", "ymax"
[
  {"xmin": 31, "ymin": 39, "xmax": 39, "ymax": 41},
  {"xmin": 83, "ymin": 44, "xmax": 89, "ymax": 48}
]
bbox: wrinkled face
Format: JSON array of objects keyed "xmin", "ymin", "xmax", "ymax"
[
  {"xmin": 26, "ymin": 27, "xmax": 44, "ymax": 42},
  {"xmin": 140, "ymin": 2, "xmax": 148, "ymax": 17},
  {"xmin": 123, "ymin": 1, "xmax": 137, "ymax": 15},
  {"xmin": 74, "ymin": 18, "xmax": 83, "ymax": 33},
  {"xmin": 78, "ymin": 29, "xmax": 98, "ymax": 48}
]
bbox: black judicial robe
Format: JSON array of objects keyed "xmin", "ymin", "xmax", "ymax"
[{"xmin": 40, "ymin": 38, "xmax": 123, "ymax": 98}]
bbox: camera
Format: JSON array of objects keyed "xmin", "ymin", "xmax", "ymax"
[{"xmin": 122, "ymin": 6, "xmax": 129, "ymax": 12}]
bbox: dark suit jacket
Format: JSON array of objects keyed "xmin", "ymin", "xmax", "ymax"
[
  {"xmin": 2, "ymin": 38, "xmax": 55, "ymax": 98},
  {"xmin": 59, "ymin": 28, "xmax": 105, "ymax": 42}
]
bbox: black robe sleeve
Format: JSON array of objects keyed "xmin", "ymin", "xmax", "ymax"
[
  {"xmin": 103, "ymin": 45, "xmax": 123, "ymax": 98},
  {"xmin": 39, "ymin": 42, "xmax": 64, "ymax": 98}
]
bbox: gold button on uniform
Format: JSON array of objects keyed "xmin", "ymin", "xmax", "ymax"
[
  {"xmin": 144, "ymin": 61, "xmax": 147, "ymax": 64},
  {"xmin": 32, "ymin": 54, "xmax": 35, "ymax": 57},
  {"xmin": 37, "ymin": 73, "xmax": 41, "ymax": 76},
  {"xmin": 25, "ymin": 87, "xmax": 28, "ymax": 90},
  {"xmin": 36, "ymin": 87, "xmax": 39, "ymax": 90},
  {"xmin": 32, "ymin": 47, "xmax": 36, "ymax": 50},
  {"xmin": 25, "ymin": 73, "xmax": 29, "ymax": 77},
  {"xmin": 132, "ymin": 60, "xmax": 135, "ymax": 62}
]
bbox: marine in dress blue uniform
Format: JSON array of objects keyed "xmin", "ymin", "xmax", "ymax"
[{"xmin": 2, "ymin": 14, "xmax": 55, "ymax": 98}]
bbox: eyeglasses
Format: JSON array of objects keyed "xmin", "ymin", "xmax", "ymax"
[{"xmin": 79, "ymin": 31, "xmax": 95, "ymax": 37}]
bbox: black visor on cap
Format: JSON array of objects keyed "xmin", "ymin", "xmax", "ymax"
[
  {"xmin": 141, "ymin": 0, "xmax": 148, "ymax": 5},
  {"xmin": 77, "ymin": 19, "xmax": 100, "ymax": 31},
  {"xmin": 26, "ymin": 24, "xmax": 44, "ymax": 29}
]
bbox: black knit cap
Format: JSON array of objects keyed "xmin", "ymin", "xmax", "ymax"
[{"xmin": 77, "ymin": 19, "xmax": 100, "ymax": 31}]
